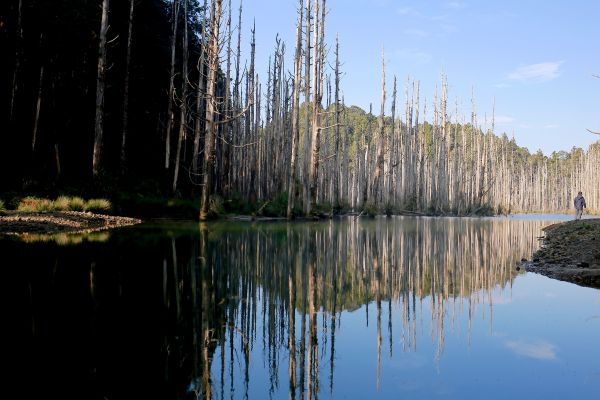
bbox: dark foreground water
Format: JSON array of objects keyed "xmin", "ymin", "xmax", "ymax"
[{"xmin": 5, "ymin": 216, "xmax": 600, "ymax": 399}]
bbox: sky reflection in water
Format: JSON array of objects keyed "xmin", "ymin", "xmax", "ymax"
[{"xmin": 7, "ymin": 216, "xmax": 600, "ymax": 399}]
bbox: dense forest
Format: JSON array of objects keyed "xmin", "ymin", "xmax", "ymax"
[{"xmin": 2, "ymin": 0, "xmax": 599, "ymax": 218}]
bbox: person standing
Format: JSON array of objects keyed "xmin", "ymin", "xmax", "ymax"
[{"xmin": 574, "ymin": 191, "xmax": 586, "ymax": 220}]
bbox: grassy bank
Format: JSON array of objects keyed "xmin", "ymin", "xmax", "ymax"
[{"xmin": 1, "ymin": 191, "xmax": 502, "ymax": 221}]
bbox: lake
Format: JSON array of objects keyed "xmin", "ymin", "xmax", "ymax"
[{"xmin": 6, "ymin": 215, "xmax": 600, "ymax": 399}]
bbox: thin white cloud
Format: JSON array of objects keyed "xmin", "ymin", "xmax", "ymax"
[
  {"xmin": 431, "ymin": 14, "xmax": 450, "ymax": 22},
  {"xmin": 494, "ymin": 115, "xmax": 515, "ymax": 125},
  {"xmin": 362, "ymin": 0, "xmax": 392, "ymax": 7},
  {"xmin": 508, "ymin": 61, "xmax": 564, "ymax": 83},
  {"xmin": 505, "ymin": 339, "xmax": 557, "ymax": 360},
  {"xmin": 441, "ymin": 24, "xmax": 458, "ymax": 33},
  {"xmin": 397, "ymin": 6, "xmax": 418, "ymax": 16},
  {"xmin": 445, "ymin": 1, "xmax": 467, "ymax": 9},
  {"xmin": 544, "ymin": 124, "xmax": 559, "ymax": 129},
  {"xmin": 404, "ymin": 29, "xmax": 429, "ymax": 38},
  {"xmin": 394, "ymin": 48, "xmax": 433, "ymax": 64}
]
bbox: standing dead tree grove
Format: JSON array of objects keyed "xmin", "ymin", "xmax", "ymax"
[{"xmin": 4, "ymin": 0, "xmax": 600, "ymax": 217}]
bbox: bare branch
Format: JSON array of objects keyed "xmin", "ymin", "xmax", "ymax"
[
  {"xmin": 215, "ymin": 101, "xmax": 252, "ymax": 125},
  {"xmin": 320, "ymin": 123, "xmax": 344, "ymax": 130}
]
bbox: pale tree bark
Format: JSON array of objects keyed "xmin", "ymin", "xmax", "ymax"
[
  {"xmin": 192, "ymin": 0, "xmax": 209, "ymax": 175},
  {"xmin": 302, "ymin": 0, "xmax": 311, "ymax": 214},
  {"xmin": 342, "ymin": 98, "xmax": 349, "ymax": 207},
  {"xmin": 307, "ymin": 0, "xmax": 325, "ymax": 215},
  {"xmin": 388, "ymin": 76, "xmax": 397, "ymax": 204},
  {"xmin": 286, "ymin": 0, "xmax": 304, "ymax": 219},
  {"xmin": 92, "ymin": 0, "xmax": 110, "ymax": 177},
  {"xmin": 248, "ymin": 26, "xmax": 256, "ymax": 201},
  {"xmin": 31, "ymin": 33, "xmax": 44, "ymax": 153},
  {"xmin": 31, "ymin": 55, "xmax": 44, "ymax": 153},
  {"xmin": 120, "ymin": 0, "xmax": 135, "ymax": 173},
  {"xmin": 165, "ymin": 0, "xmax": 180, "ymax": 170},
  {"xmin": 172, "ymin": 0, "xmax": 189, "ymax": 193},
  {"xmin": 373, "ymin": 48, "xmax": 386, "ymax": 207},
  {"xmin": 230, "ymin": 0, "xmax": 243, "ymax": 188},
  {"xmin": 332, "ymin": 34, "xmax": 341, "ymax": 209},
  {"xmin": 362, "ymin": 104, "xmax": 372, "ymax": 207},
  {"xmin": 10, "ymin": 0, "xmax": 23, "ymax": 122},
  {"xmin": 221, "ymin": 0, "xmax": 233, "ymax": 194},
  {"xmin": 200, "ymin": 0, "xmax": 223, "ymax": 220}
]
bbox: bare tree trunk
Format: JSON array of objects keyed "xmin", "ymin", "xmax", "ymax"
[
  {"xmin": 302, "ymin": 0, "xmax": 311, "ymax": 214},
  {"xmin": 388, "ymin": 76, "xmax": 397, "ymax": 204},
  {"xmin": 373, "ymin": 48, "xmax": 386, "ymax": 208},
  {"xmin": 92, "ymin": 0, "xmax": 110, "ymax": 177},
  {"xmin": 287, "ymin": 0, "xmax": 304, "ymax": 219},
  {"xmin": 307, "ymin": 0, "xmax": 324, "ymax": 215},
  {"xmin": 221, "ymin": 0, "xmax": 233, "ymax": 195},
  {"xmin": 165, "ymin": 0, "xmax": 180, "ymax": 170},
  {"xmin": 231, "ymin": 0, "xmax": 243, "ymax": 191},
  {"xmin": 120, "ymin": 0, "xmax": 135, "ymax": 174},
  {"xmin": 200, "ymin": 0, "xmax": 223, "ymax": 220},
  {"xmin": 192, "ymin": 0, "xmax": 209, "ymax": 175},
  {"xmin": 173, "ymin": 0, "xmax": 189, "ymax": 193},
  {"xmin": 362, "ymin": 104, "xmax": 372, "ymax": 207},
  {"xmin": 248, "ymin": 26, "xmax": 256, "ymax": 201},
  {"xmin": 333, "ymin": 34, "xmax": 340, "ymax": 210},
  {"xmin": 31, "ymin": 61, "xmax": 44, "ymax": 153},
  {"xmin": 10, "ymin": 0, "xmax": 23, "ymax": 122},
  {"xmin": 342, "ymin": 99, "xmax": 349, "ymax": 207}
]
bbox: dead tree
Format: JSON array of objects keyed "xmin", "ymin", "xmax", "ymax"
[
  {"xmin": 10, "ymin": 0, "xmax": 23, "ymax": 122},
  {"xmin": 307, "ymin": 0, "xmax": 326, "ymax": 215},
  {"xmin": 302, "ymin": 0, "xmax": 312, "ymax": 213},
  {"xmin": 120, "ymin": 0, "xmax": 135, "ymax": 173},
  {"xmin": 165, "ymin": 0, "xmax": 180, "ymax": 170},
  {"xmin": 31, "ymin": 33, "xmax": 44, "ymax": 153},
  {"xmin": 192, "ymin": 0, "xmax": 209, "ymax": 175},
  {"xmin": 173, "ymin": 0, "xmax": 189, "ymax": 193},
  {"xmin": 332, "ymin": 33, "xmax": 341, "ymax": 210},
  {"xmin": 287, "ymin": 0, "xmax": 304, "ymax": 219},
  {"xmin": 200, "ymin": 0, "xmax": 223, "ymax": 220},
  {"xmin": 373, "ymin": 48, "xmax": 386, "ymax": 207},
  {"xmin": 92, "ymin": 0, "xmax": 110, "ymax": 177}
]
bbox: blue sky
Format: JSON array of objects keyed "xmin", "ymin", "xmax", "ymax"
[{"xmin": 239, "ymin": 0, "xmax": 600, "ymax": 154}]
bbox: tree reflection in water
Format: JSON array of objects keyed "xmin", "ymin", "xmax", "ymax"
[
  {"xmin": 180, "ymin": 217, "xmax": 544, "ymax": 399},
  {"xmin": 11, "ymin": 216, "xmax": 550, "ymax": 399}
]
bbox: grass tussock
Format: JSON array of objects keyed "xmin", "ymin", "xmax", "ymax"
[
  {"xmin": 17, "ymin": 197, "xmax": 57, "ymax": 212},
  {"xmin": 16, "ymin": 196, "xmax": 112, "ymax": 213},
  {"xmin": 83, "ymin": 198, "xmax": 111, "ymax": 213}
]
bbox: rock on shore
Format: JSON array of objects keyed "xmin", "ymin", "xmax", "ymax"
[{"xmin": 523, "ymin": 219, "xmax": 600, "ymax": 289}]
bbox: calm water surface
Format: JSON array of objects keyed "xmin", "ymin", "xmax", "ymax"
[{"xmin": 6, "ymin": 215, "xmax": 600, "ymax": 399}]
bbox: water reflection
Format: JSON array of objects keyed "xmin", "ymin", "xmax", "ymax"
[
  {"xmin": 9, "ymin": 217, "xmax": 563, "ymax": 399},
  {"xmin": 167, "ymin": 217, "xmax": 545, "ymax": 399}
]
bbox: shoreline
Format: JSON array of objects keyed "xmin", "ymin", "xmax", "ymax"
[
  {"xmin": 0, "ymin": 211, "xmax": 141, "ymax": 236},
  {"xmin": 522, "ymin": 218, "xmax": 600, "ymax": 289}
]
